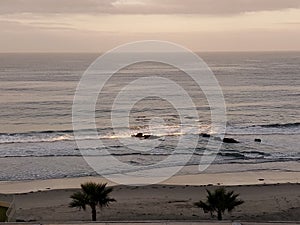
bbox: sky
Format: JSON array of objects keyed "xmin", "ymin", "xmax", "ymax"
[{"xmin": 1, "ymin": 0, "xmax": 300, "ymax": 52}]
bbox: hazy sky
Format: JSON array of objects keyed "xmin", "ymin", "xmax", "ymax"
[{"xmin": 1, "ymin": 0, "xmax": 300, "ymax": 52}]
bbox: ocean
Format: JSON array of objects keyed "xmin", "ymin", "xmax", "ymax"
[{"xmin": 0, "ymin": 52, "xmax": 299, "ymax": 181}]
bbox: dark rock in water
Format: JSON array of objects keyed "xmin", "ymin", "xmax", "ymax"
[
  {"xmin": 135, "ymin": 133, "xmax": 143, "ymax": 138},
  {"xmin": 255, "ymin": 138, "xmax": 262, "ymax": 142},
  {"xmin": 201, "ymin": 133, "xmax": 211, "ymax": 138},
  {"xmin": 223, "ymin": 138, "xmax": 239, "ymax": 143},
  {"xmin": 132, "ymin": 133, "xmax": 154, "ymax": 139}
]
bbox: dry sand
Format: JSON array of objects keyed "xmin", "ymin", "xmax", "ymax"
[
  {"xmin": 0, "ymin": 183, "xmax": 299, "ymax": 222},
  {"xmin": 0, "ymin": 171, "xmax": 299, "ymax": 223}
]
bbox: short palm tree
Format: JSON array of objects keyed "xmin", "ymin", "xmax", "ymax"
[
  {"xmin": 69, "ymin": 182, "xmax": 116, "ymax": 221},
  {"xmin": 194, "ymin": 187, "xmax": 244, "ymax": 220}
]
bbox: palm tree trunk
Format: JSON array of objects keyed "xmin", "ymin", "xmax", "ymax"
[
  {"xmin": 217, "ymin": 210, "xmax": 222, "ymax": 220},
  {"xmin": 91, "ymin": 205, "xmax": 97, "ymax": 221}
]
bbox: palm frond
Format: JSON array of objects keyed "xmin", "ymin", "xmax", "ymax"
[
  {"xmin": 195, "ymin": 187, "xmax": 244, "ymax": 220},
  {"xmin": 69, "ymin": 191, "xmax": 88, "ymax": 210}
]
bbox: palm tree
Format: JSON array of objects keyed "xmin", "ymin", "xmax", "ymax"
[
  {"xmin": 69, "ymin": 182, "xmax": 116, "ymax": 221},
  {"xmin": 194, "ymin": 187, "xmax": 244, "ymax": 220}
]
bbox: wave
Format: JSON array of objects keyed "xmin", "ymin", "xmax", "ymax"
[
  {"xmin": 1, "ymin": 148, "xmax": 295, "ymax": 163},
  {"xmin": 255, "ymin": 122, "xmax": 300, "ymax": 128},
  {"xmin": 0, "ymin": 129, "xmax": 86, "ymax": 136},
  {"xmin": 0, "ymin": 133, "xmax": 74, "ymax": 144},
  {"xmin": 217, "ymin": 150, "xmax": 271, "ymax": 159},
  {"xmin": 227, "ymin": 122, "xmax": 300, "ymax": 135},
  {"xmin": 0, "ymin": 128, "xmax": 118, "ymax": 144},
  {"xmin": 0, "ymin": 125, "xmax": 206, "ymax": 144},
  {"xmin": 1, "ymin": 121, "xmax": 299, "ymax": 144}
]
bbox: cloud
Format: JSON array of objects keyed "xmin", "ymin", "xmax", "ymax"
[
  {"xmin": 0, "ymin": 0, "xmax": 112, "ymax": 14},
  {"xmin": 0, "ymin": 0, "xmax": 300, "ymax": 15}
]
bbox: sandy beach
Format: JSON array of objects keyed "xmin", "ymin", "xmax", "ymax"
[{"xmin": 0, "ymin": 171, "xmax": 299, "ymax": 223}]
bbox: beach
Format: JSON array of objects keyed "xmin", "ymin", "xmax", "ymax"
[{"xmin": 0, "ymin": 171, "xmax": 299, "ymax": 223}]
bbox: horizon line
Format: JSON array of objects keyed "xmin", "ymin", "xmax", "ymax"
[{"xmin": 1, "ymin": 50, "xmax": 300, "ymax": 54}]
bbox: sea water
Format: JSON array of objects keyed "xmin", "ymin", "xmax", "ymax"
[{"xmin": 0, "ymin": 52, "xmax": 299, "ymax": 181}]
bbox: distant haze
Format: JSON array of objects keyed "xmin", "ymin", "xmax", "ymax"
[{"xmin": 0, "ymin": 0, "xmax": 300, "ymax": 52}]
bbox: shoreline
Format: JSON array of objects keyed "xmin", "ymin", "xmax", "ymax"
[{"xmin": 0, "ymin": 170, "xmax": 299, "ymax": 194}]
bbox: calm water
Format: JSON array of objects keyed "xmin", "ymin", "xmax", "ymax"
[{"xmin": 0, "ymin": 52, "xmax": 299, "ymax": 181}]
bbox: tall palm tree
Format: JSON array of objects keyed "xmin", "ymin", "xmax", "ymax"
[
  {"xmin": 194, "ymin": 187, "xmax": 244, "ymax": 220},
  {"xmin": 69, "ymin": 182, "xmax": 116, "ymax": 221}
]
